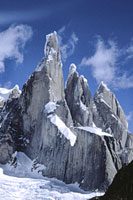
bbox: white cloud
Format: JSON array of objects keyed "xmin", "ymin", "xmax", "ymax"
[
  {"xmin": 57, "ymin": 26, "xmax": 78, "ymax": 61},
  {"xmin": 80, "ymin": 39, "xmax": 118, "ymax": 84},
  {"xmin": 80, "ymin": 38, "xmax": 133, "ymax": 89},
  {"xmin": 113, "ymin": 74, "xmax": 133, "ymax": 89},
  {"xmin": 4, "ymin": 81, "xmax": 12, "ymax": 89},
  {"xmin": 127, "ymin": 39, "xmax": 133, "ymax": 59},
  {"xmin": 0, "ymin": 24, "xmax": 33, "ymax": 73},
  {"xmin": 0, "ymin": 10, "xmax": 50, "ymax": 25},
  {"xmin": 126, "ymin": 111, "xmax": 133, "ymax": 121}
]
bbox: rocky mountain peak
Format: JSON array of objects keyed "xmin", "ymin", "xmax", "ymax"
[
  {"xmin": 44, "ymin": 31, "xmax": 61, "ymax": 61},
  {"xmin": 94, "ymin": 81, "xmax": 128, "ymax": 131},
  {"xmin": 0, "ymin": 31, "xmax": 133, "ymax": 193},
  {"xmin": 65, "ymin": 63, "xmax": 93, "ymax": 126},
  {"xmin": 8, "ymin": 85, "xmax": 21, "ymax": 99},
  {"xmin": 68, "ymin": 63, "xmax": 77, "ymax": 77},
  {"xmin": 0, "ymin": 85, "xmax": 21, "ymax": 108},
  {"xmin": 96, "ymin": 81, "xmax": 110, "ymax": 94}
]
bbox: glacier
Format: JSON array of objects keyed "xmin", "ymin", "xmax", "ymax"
[{"xmin": 0, "ymin": 152, "xmax": 104, "ymax": 200}]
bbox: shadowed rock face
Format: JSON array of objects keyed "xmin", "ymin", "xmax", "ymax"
[
  {"xmin": 65, "ymin": 64, "xmax": 93, "ymax": 126},
  {"xmin": 93, "ymin": 161, "xmax": 133, "ymax": 200},
  {"xmin": 0, "ymin": 31, "xmax": 133, "ymax": 192}
]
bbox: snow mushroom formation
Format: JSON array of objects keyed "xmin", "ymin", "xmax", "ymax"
[{"xmin": 0, "ymin": 31, "xmax": 133, "ymax": 192}]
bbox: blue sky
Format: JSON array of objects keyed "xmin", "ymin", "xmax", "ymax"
[{"xmin": 0, "ymin": 0, "xmax": 133, "ymax": 132}]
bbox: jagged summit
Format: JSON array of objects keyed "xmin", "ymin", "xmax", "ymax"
[
  {"xmin": 68, "ymin": 63, "xmax": 77, "ymax": 77},
  {"xmin": 98, "ymin": 81, "xmax": 110, "ymax": 91},
  {"xmin": 94, "ymin": 79, "xmax": 128, "ymax": 132},
  {"xmin": 0, "ymin": 31, "xmax": 133, "ymax": 192},
  {"xmin": 0, "ymin": 85, "xmax": 21, "ymax": 107},
  {"xmin": 36, "ymin": 31, "xmax": 61, "ymax": 72},
  {"xmin": 44, "ymin": 31, "xmax": 60, "ymax": 59}
]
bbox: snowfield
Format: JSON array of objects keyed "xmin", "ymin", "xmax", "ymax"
[{"xmin": 0, "ymin": 152, "xmax": 104, "ymax": 200}]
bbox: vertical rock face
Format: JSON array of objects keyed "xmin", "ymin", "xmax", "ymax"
[
  {"xmin": 20, "ymin": 31, "xmax": 64, "ymax": 124},
  {"xmin": 0, "ymin": 86, "xmax": 22, "ymax": 163},
  {"xmin": 0, "ymin": 31, "xmax": 133, "ymax": 192},
  {"xmin": 93, "ymin": 81, "xmax": 133, "ymax": 166},
  {"xmin": 65, "ymin": 64, "xmax": 93, "ymax": 126},
  {"xmin": 19, "ymin": 31, "xmax": 70, "ymax": 144},
  {"xmin": 94, "ymin": 82, "xmax": 128, "ymax": 143},
  {"xmin": 94, "ymin": 82, "xmax": 128, "ymax": 132},
  {"xmin": 19, "ymin": 32, "xmax": 73, "ymax": 162},
  {"xmin": 43, "ymin": 31, "xmax": 64, "ymax": 101}
]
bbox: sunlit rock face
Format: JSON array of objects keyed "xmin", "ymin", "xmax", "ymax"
[
  {"xmin": 0, "ymin": 31, "xmax": 133, "ymax": 192},
  {"xmin": 93, "ymin": 82, "xmax": 133, "ymax": 165}
]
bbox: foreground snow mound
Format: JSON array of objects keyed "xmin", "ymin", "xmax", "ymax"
[
  {"xmin": 1, "ymin": 151, "xmax": 45, "ymax": 178},
  {"xmin": 0, "ymin": 152, "xmax": 104, "ymax": 200}
]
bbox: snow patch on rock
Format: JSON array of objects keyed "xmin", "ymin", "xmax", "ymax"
[
  {"xmin": 99, "ymin": 81, "xmax": 110, "ymax": 91},
  {"xmin": 77, "ymin": 126, "xmax": 113, "ymax": 137},
  {"xmin": 80, "ymin": 75, "xmax": 88, "ymax": 83},
  {"xmin": 69, "ymin": 63, "xmax": 77, "ymax": 76},
  {"xmin": 49, "ymin": 114, "xmax": 77, "ymax": 146},
  {"xmin": 44, "ymin": 102, "xmax": 58, "ymax": 114},
  {"xmin": 44, "ymin": 102, "xmax": 77, "ymax": 146},
  {"xmin": 0, "ymin": 85, "xmax": 21, "ymax": 107}
]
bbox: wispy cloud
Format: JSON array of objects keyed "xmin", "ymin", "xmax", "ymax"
[
  {"xmin": 127, "ymin": 38, "xmax": 133, "ymax": 60},
  {"xmin": 126, "ymin": 111, "xmax": 133, "ymax": 122},
  {"xmin": 3, "ymin": 81, "xmax": 12, "ymax": 89},
  {"xmin": 80, "ymin": 39, "xmax": 118, "ymax": 84},
  {"xmin": 57, "ymin": 26, "xmax": 78, "ymax": 62},
  {"xmin": 113, "ymin": 74, "xmax": 133, "ymax": 89},
  {"xmin": 0, "ymin": 9, "xmax": 50, "ymax": 25},
  {"xmin": 80, "ymin": 37, "xmax": 133, "ymax": 89},
  {"xmin": 0, "ymin": 24, "xmax": 33, "ymax": 73}
]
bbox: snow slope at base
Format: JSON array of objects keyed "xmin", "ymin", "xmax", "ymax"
[{"xmin": 0, "ymin": 152, "xmax": 104, "ymax": 200}]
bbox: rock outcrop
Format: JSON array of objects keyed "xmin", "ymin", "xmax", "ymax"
[
  {"xmin": 0, "ymin": 85, "xmax": 22, "ymax": 163},
  {"xmin": 65, "ymin": 63, "xmax": 93, "ymax": 126},
  {"xmin": 95, "ymin": 161, "xmax": 133, "ymax": 200},
  {"xmin": 93, "ymin": 82, "xmax": 133, "ymax": 166},
  {"xmin": 0, "ymin": 31, "xmax": 133, "ymax": 192}
]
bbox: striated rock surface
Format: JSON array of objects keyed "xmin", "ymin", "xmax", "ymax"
[
  {"xmin": 0, "ymin": 85, "xmax": 22, "ymax": 163},
  {"xmin": 94, "ymin": 82, "xmax": 128, "ymax": 140},
  {"xmin": 65, "ymin": 63, "xmax": 93, "ymax": 126},
  {"xmin": 0, "ymin": 31, "xmax": 133, "ymax": 192},
  {"xmin": 93, "ymin": 82, "xmax": 133, "ymax": 166}
]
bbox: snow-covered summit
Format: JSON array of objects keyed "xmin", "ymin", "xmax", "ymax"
[
  {"xmin": 0, "ymin": 85, "xmax": 21, "ymax": 107},
  {"xmin": 44, "ymin": 31, "xmax": 60, "ymax": 58},
  {"xmin": 97, "ymin": 81, "xmax": 110, "ymax": 92},
  {"xmin": 69, "ymin": 63, "xmax": 77, "ymax": 77}
]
